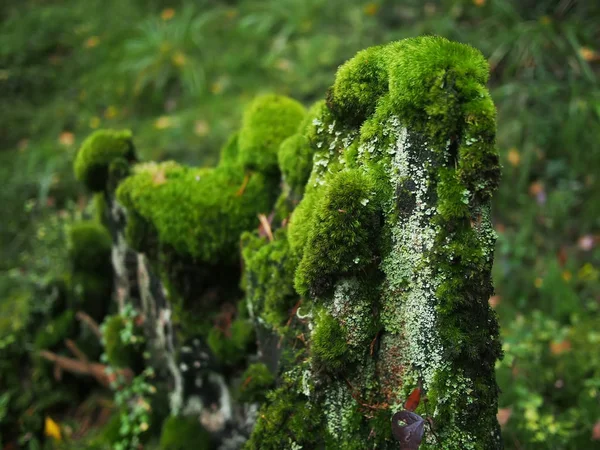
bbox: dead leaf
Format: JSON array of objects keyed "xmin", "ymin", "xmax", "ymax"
[
  {"xmin": 497, "ymin": 408, "xmax": 512, "ymax": 427},
  {"xmin": 592, "ymin": 420, "xmax": 600, "ymax": 440},
  {"xmin": 550, "ymin": 340, "xmax": 571, "ymax": 355}
]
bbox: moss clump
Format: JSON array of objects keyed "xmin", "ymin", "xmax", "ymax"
[
  {"xmin": 68, "ymin": 221, "xmax": 112, "ymax": 274},
  {"xmin": 67, "ymin": 221, "xmax": 113, "ymax": 320},
  {"xmin": 292, "ymin": 169, "xmax": 379, "ymax": 297},
  {"xmin": 327, "ymin": 45, "xmax": 388, "ymax": 126},
  {"xmin": 238, "ymin": 362, "xmax": 275, "ymax": 403},
  {"xmin": 241, "ymin": 229, "xmax": 299, "ymax": 328},
  {"xmin": 206, "ymin": 317, "xmax": 255, "ymax": 366},
  {"xmin": 159, "ymin": 415, "xmax": 211, "ymax": 450},
  {"xmin": 238, "ymin": 94, "xmax": 306, "ymax": 173},
  {"xmin": 311, "ymin": 308, "xmax": 349, "ymax": 372},
  {"xmin": 278, "ymin": 134, "xmax": 313, "ymax": 198},
  {"xmin": 74, "ymin": 129, "xmax": 135, "ymax": 192},
  {"xmin": 102, "ymin": 315, "xmax": 143, "ymax": 369},
  {"xmin": 117, "ymin": 161, "xmax": 276, "ymax": 265},
  {"xmin": 245, "ymin": 385, "xmax": 327, "ymax": 450}
]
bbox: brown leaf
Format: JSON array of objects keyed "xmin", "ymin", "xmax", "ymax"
[
  {"xmin": 497, "ymin": 408, "xmax": 512, "ymax": 427},
  {"xmin": 592, "ymin": 420, "xmax": 600, "ymax": 440},
  {"xmin": 550, "ymin": 340, "xmax": 571, "ymax": 355}
]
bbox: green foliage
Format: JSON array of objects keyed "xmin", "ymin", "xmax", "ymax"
[
  {"xmin": 74, "ymin": 129, "xmax": 135, "ymax": 192},
  {"xmin": 238, "ymin": 94, "xmax": 306, "ymax": 173},
  {"xmin": 238, "ymin": 363, "xmax": 275, "ymax": 403},
  {"xmin": 159, "ymin": 415, "xmax": 211, "ymax": 450},
  {"xmin": 101, "ymin": 308, "xmax": 144, "ymax": 369},
  {"xmin": 207, "ymin": 317, "xmax": 255, "ymax": 366},
  {"xmin": 33, "ymin": 309, "xmax": 75, "ymax": 350}
]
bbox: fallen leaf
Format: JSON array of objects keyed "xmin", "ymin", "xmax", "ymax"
[
  {"xmin": 592, "ymin": 420, "xmax": 600, "ymax": 440},
  {"xmin": 85, "ymin": 36, "xmax": 100, "ymax": 48},
  {"xmin": 489, "ymin": 295, "xmax": 501, "ymax": 308},
  {"xmin": 59, "ymin": 132, "xmax": 75, "ymax": 146},
  {"xmin": 363, "ymin": 3, "xmax": 379, "ymax": 16},
  {"xmin": 578, "ymin": 235, "xmax": 595, "ymax": 251},
  {"xmin": 497, "ymin": 408, "xmax": 512, "ymax": 427},
  {"xmin": 161, "ymin": 8, "xmax": 175, "ymax": 20},
  {"xmin": 507, "ymin": 148, "xmax": 520, "ymax": 166},
  {"xmin": 580, "ymin": 47, "xmax": 599, "ymax": 62},
  {"xmin": 550, "ymin": 340, "xmax": 571, "ymax": 355},
  {"xmin": 44, "ymin": 416, "xmax": 62, "ymax": 441}
]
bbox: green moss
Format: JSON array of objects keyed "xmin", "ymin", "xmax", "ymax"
[
  {"xmin": 436, "ymin": 167, "xmax": 471, "ymax": 221},
  {"xmin": 116, "ymin": 161, "xmax": 277, "ymax": 265},
  {"xmin": 238, "ymin": 362, "xmax": 275, "ymax": 403},
  {"xmin": 278, "ymin": 134, "xmax": 313, "ymax": 197},
  {"xmin": 102, "ymin": 315, "xmax": 143, "ymax": 369},
  {"xmin": 206, "ymin": 317, "xmax": 255, "ymax": 366},
  {"xmin": 67, "ymin": 221, "xmax": 112, "ymax": 274},
  {"xmin": 241, "ymin": 229, "xmax": 299, "ymax": 328},
  {"xmin": 218, "ymin": 132, "xmax": 240, "ymax": 167},
  {"xmin": 74, "ymin": 129, "xmax": 135, "ymax": 192},
  {"xmin": 159, "ymin": 415, "xmax": 211, "ymax": 450},
  {"xmin": 93, "ymin": 192, "xmax": 108, "ymax": 225},
  {"xmin": 327, "ymin": 45, "xmax": 388, "ymax": 126},
  {"xmin": 311, "ymin": 308, "xmax": 349, "ymax": 372},
  {"xmin": 238, "ymin": 94, "xmax": 306, "ymax": 173},
  {"xmin": 245, "ymin": 385, "xmax": 326, "ymax": 450},
  {"xmin": 293, "ymin": 169, "xmax": 379, "ymax": 297},
  {"xmin": 34, "ymin": 309, "xmax": 75, "ymax": 350}
]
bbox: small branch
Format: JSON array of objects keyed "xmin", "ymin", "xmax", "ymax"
[
  {"xmin": 38, "ymin": 350, "xmax": 133, "ymax": 388},
  {"xmin": 258, "ymin": 213, "xmax": 274, "ymax": 242},
  {"xmin": 76, "ymin": 311, "xmax": 103, "ymax": 340},
  {"xmin": 65, "ymin": 339, "xmax": 89, "ymax": 363}
]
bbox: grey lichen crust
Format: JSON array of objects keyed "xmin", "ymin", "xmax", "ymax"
[{"xmin": 247, "ymin": 36, "xmax": 503, "ymax": 449}]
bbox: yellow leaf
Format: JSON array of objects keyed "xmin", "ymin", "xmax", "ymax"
[
  {"xmin": 562, "ymin": 271, "xmax": 572, "ymax": 282},
  {"xmin": 104, "ymin": 106, "xmax": 118, "ymax": 119},
  {"xmin": 58, "ymin": 131, "xmax": 75, "ymax": 146},
  {"xmin": 89, "ymin": 116, "xmax": 101, "ymax": 129},
  {"xmin": 580, "ymin": 47, "xmax": 599, "ymax": 62},
  {"xmin": 194, "ymin": 120, "xmax": 210, "ymax": 137},
  {"xmin": 550, "ymin": 340, "xmax": 571, "ymax": 355},
  {"xmin": 507, "ymin": 148, "xmax": 520, "ymax": 167},
  {"xmin": 172, "ymin": 51, "xmax": 187, "ymax": 67},
  {"xmin": 154, "ymin": 116, "xmax": 172, "ymax": 130},
  {"xmin": 473, "ymin": 0, "xmax": 485, "ymax": 6},
  {"xmin": 161, "ymin": 8, "xmax": 175, "ymax": 20},
  {"xmin": 85, "ymin": 36, "xmax": 100, "ymax": 48},
  {"xmin": 45, "ymin": 416, "xmax": 62, "ymax": 441},
  {"xmin": 363, "ymin": 3, "xmax": 379, "ymax": 16}
]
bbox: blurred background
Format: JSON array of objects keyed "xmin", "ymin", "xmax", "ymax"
[{"xmin": 1, "ymin": 0, "xmax": 599, "ymax": 448}]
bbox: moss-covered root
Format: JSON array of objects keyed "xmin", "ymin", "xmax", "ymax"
[
  {"xmin": 74, "ymin": 129, "xmax": 135, "ymax": 192},
  {"xmin": 256, "ymin": 36, "xmax": 503, "ymax": 449}
]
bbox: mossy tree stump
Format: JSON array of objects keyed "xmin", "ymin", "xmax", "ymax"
[
  {"xmin": 245, "ymin": 37, "xmax": 502, "ymax": 449},
  {"xmin": 73, "ymin": 37, "xmax": 502, "ymax": 449}
]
